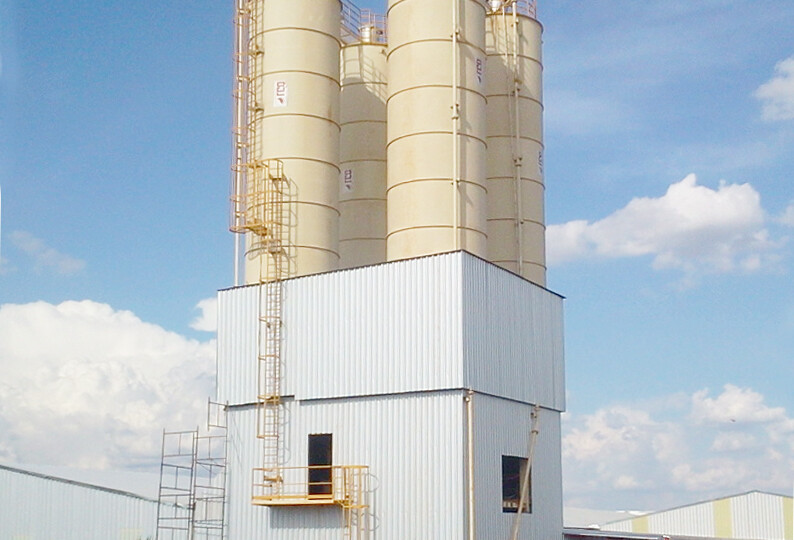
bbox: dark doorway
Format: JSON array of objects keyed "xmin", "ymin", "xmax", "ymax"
[{"xmin": 308, "ymin": 434, "xmax": 333, "ymax": 496}]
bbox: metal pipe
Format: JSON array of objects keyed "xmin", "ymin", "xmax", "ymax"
[
  {"xmin": 231, "ymin": 0, "xmax": 247, "ymax": 287},
  {"xmin": 510, "ymin": 405, "xmax": 540, "ymax": 540},
  {"xmin": 511, "ymin": 5, "xmax": 524, "ymax": 275},
  {"xmin": 465, "ymin": 390, "xmax": 476, "ymax": 540},
  {"xmin": 451, "ymin": 0, "xmax": 460, "ymax": 250}
]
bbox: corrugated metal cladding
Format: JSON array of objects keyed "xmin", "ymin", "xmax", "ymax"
[
  {"xmin": 462, "ymin": 255, "xmax": 565, "ymax": 411},
  {"xmin": 0, "ymin": 464, "xmax": 158, "ymax": 539},
  {"xmin": 217, "ymin": 251, "xmax": 564, "ymax": 411},
  {"xmin": 606, "ymin": 491, "xmax": 793, "ymax": 540},
  {"xmin": 472, "ymin": 395, "xmax": 563, "ymax": 540},
  {"xmin": 225, "ymin": 391, "xmax": 466, "ymax": 540}
]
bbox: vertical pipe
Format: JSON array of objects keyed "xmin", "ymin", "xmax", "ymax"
[
  {"xmin": 231, "ymin": 0, "xmax": 247, "ymax": 287},
  {"xmin": 465, "ymin": 390, "xmax": 476, "ymax": 540},
  {"xmin": 511, "ymin": 6, "xmax": 524, "ymax": 276},
  {"xmin": 452, "ymin": 0, "xmax": 460, "ymax": 250}
]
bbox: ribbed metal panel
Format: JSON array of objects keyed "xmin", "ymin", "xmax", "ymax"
[
  {"xmin": 0, "ymin": 465, "xmax": 158, "ymax": 539},
  {"xmin": 216, "ymin": 285, "xmax": 259, "ymax": 405},
  {"xmin": 217, "ymin": 252, "xmax": 565, "ymax": 412},
  {"xmin": 472, "ymin": 395, "xmax": 563, "ymax": 540},
  {"xmin": 732, "ymin": 492, "xmax": 786, "ymax": 539},
  {"xmin": 646, "ymin": 503, "xmax": 715, "ymax": 537},
  {"xmin": 285, "ymin": 254, "xmax": 463, "ymax": 400},
  {"xmin": 607, "ymin": 491, "xmax": 794, "ymax": 540},
  {"xmin": 462, "ymin": 256, "xmax": 565, "ymax": 410},
  {"xmin": 225, "ymin": 391, "xmax": 466, "ymax": 540}
]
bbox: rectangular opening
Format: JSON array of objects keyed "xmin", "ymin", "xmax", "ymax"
[
  {"xmin": 308, "ymin": 433, "xmax": 333, "ymax": 496},
  {"xmin": 502, "ymin": 455, "xmax": 531, "ymax": 513}
]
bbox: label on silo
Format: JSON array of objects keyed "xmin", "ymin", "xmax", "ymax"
[
  {"xmin": 342, "ymin": 169, "xmax": 354, "ymax": 192},
  {"xmin": 476, "ymin": 58, "xmax": 485, "ymax": 86},
  {"xmin": 274, "ymin": 81, "xmax": 288, "ymax": 107},
  {"xmin": 538, "ymin": 150, "xmax": 544, "ymax": 176}
]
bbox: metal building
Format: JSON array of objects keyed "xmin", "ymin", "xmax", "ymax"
[
  {"xmin": 0, "ymin": 463, "xmax": 159, "ymax": 540},
  {"xmin": 216, "ymin": 251, "xmax": 565, "ymax": 539},
  {"xmin": 204, "ymin": 0, "xmax": 563, "ymax": 538},
  {"xmin": 601, "ymin": 491, "xmax": 794, "ymax": 540}
]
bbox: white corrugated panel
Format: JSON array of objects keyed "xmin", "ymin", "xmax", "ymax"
[
  {"xmin": 0, "ymin": 464, "xmax": 158, "ymax": 539},
  {"xmin": 732, "ymin": 491, "xmax": 787, "ymax": 539},
  {"xmin": 225, "ymin": 391, "xmax": 466, "ymax": 540},
  {"xmin": 472, "ymin": 395, "xmax": 563, "ymax": 540},
  {"xmin": 285, "ymin": 254, "xmax": 464, "ymax": 400},
  {"xmin": 217, "ymin": 251, "xmax": 565, "ymax": 412},
  {"xmin": 463, "ymin": 256, "xmax": 565, "ymax": 411},
  {"xmin": 647, "ymin": 502, "xmax": 715, "ymax": 537}
]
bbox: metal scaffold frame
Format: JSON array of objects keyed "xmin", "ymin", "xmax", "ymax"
[{"xmin": 156, "ymin": 402, "xmax": 229, "ymax": 540}]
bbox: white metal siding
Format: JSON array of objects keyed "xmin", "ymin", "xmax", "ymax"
[
  {"xmin": 732, "ymin": 492, "xmax": 787, "ymax": 540},
  {"xmin": 217, "ymin": 252, "xmax": 565, "ymax": 412},
  {"xmin": 463, "ymin": 256, "xmax": 565, "ymax": 410},
  {"xmin": 472, "ymin": 395, "xmax": 563, "ymax": 540},
  {"xmin": 605, "ymin": 491, "xmax": 793, "ymax": 540},
  {"xmin": 0, "ymin": 465, "xmax": 158, "ymax": 539},
  {"xmin": 226, "ymin": 391, "xmax": 466, "ymax": 540}
]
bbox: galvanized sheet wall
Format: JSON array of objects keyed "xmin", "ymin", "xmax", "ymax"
[
  {"xmin": 607, "ymin": 491, "xmax": 793, "ymax": 540},
  {"xmin": 217, "ymin": 253, "xmax": 464, "ymax": 405},
  {"xmin": 225, "ymin": 391, "xmax": 466, "ymax": 540},
  {"xmin": 472, "ymin": 395, "xmax": 563, "ymax": 540},
  {"xmin": 0, "ymin": 465, "xmax": 158, "ymax": 539},
  {"xmin": 462, "ymin": 256, "xmax": 565, "ymax": 410},
  {"xmin": 217, "ymin": 252, "xmax": 565, "ymax": 412}
]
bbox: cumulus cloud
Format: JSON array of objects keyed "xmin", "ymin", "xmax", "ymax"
[
  {"xmin": 190, "ymin": 297, "xmax": 218, "ymax": 332},
  {"xmin": 755, "ymin": 56, "xmax": 794, "ymax": 121},
  {"xmin": 10, "ymin": 230, "xmax": 85, "ymax": 275},
  {"xmin": 0, "ymin": 300, "xmax": 215, "ymax": 470},
  {"xmin": 563, "ymin": 385, "xmax": 794, "ymax": 509},
  {"xmin": 780, "ymin": 202, "xmax": 794, "ymax": 227},
  {"xmin": 547, "ymin": 174, "xmax": 780, "ymax": 279},
  {"xmin": 691, "ymin": 384, "xmax": 787, "ymax": 424}
]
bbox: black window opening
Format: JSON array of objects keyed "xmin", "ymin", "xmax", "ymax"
[
  {"xmin": 502, "ymin": 455, "xmax": 531, "ymax": 513},
  {"xmin": 308, "ymin": 434, "xmax": 333, "ymax": 496}
]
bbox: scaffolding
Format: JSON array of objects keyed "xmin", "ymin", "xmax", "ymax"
[{"xmin": 156, "ymin": 402, "xmax": 228, "ymax": 540}]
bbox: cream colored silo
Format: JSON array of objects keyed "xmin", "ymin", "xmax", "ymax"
[
  {"xmin": 485, "ymin": 2, "xmax": 546, "ymax": 286},
  {"xmin": 386, "ymin": 0, "xmax": 489, "ymax": 261},
  {"xmin": 244, "ymin": 0, "xmax": 342, "ymax": 283},
  {"xmin": 339, "ymin": 26, "xmax": 388, "ymax": 269}
]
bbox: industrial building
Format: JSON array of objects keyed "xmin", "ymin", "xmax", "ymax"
[
  {"xmin": 0, "ymin": 463, "xmax": 159, "ymax": 539},
  {"xmin": 157, "ymin": 0, "xmax": 563, "ymax": 538},
  {"xmin": 595, "ymin": 491, "xmax": 793, "ymax": 540}
]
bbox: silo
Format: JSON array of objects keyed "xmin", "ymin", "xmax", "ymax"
[
  {"xmin": 386, "ymin": 0, "xmax": 489, "ymax": 261},
  {"xmin": 244, "ymin": 0, "xmax": 342, "ymax": 283},
  {"xmin": 339, "ymin": 19, "xmax": 388, "ymax": 269},
  {"xmin": 485, "ymin": 1, "xmax": 546, "ymax": 286}
]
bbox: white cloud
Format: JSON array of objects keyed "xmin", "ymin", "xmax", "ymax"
[
  {"xmin": 547, "ymin": 174, "xmax": 780, "ymax": 279},
  {"xmin": 563, "ymin": 385, "xmax": 794, "ymax": 509},
  {"xmin": 780, "ymin": 202, "xmax": 794, "ymax": 227},
  {"xmin": 0, "ymin": 300, "xmax": 215, "ymax": 470},
  {"xmin": 190, "ymin": 297, "xmax": 218, "ymax": 332},
  {"xmin": 10, "ymin": 230, "xmax": 85, "ymax": 275},
  {"xmin": 691, "ymin": 384, "xmax": 787, "ymax": 424},
  {"xmin": 755, "ymin": 56, "xmax": 794, "ymax": 122}
]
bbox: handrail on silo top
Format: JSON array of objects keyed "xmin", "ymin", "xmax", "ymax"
[
  {"xmin": 489, "ymin": 0, "xmax": 538, "ymax": 19},
  {"xmin": 341, "ymin": 0, "xmax": 387, "ymax": 44}
]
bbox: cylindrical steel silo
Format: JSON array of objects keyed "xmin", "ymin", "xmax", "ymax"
[
  {"xmin": 244, "ymin": 0, "xmax": 341, "ymax": 283},
  {"xmin": 485, "ymin": 2, "xmax": 546, "ymax": 286},
  {"xmin": 339, "ymin": 29, "xmax": 388, "ymax": 269},
  {"xmin": 386, "ymin": 0, "xmax": 489, "ymax": 261}
]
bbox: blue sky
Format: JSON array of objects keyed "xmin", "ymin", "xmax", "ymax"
[{"xmin": 1, "ymin": 0, "xmax": 793, "ymax": 512}]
